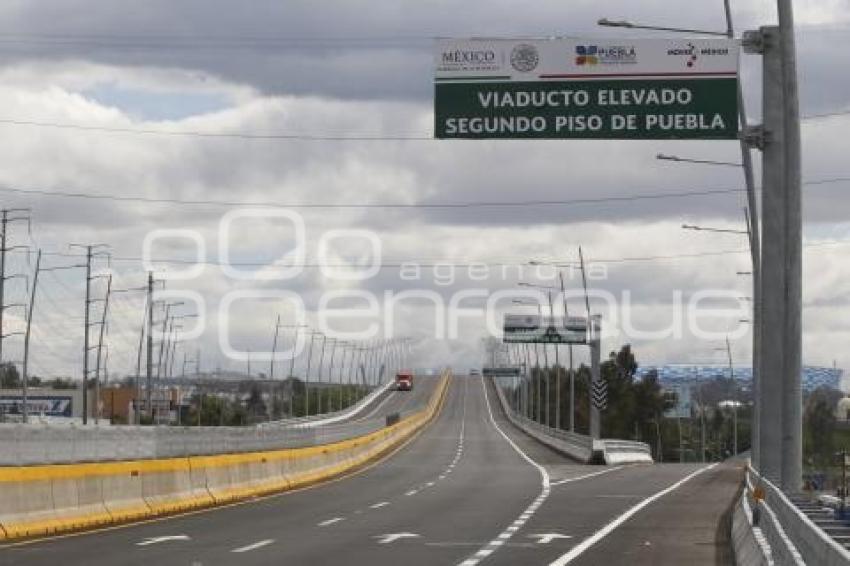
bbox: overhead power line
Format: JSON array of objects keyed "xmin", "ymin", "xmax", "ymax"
[
  {"xmin": 0, "ymin": 183, "xmax": 752, "ymax": 208},
  {"xmin": 6, "ymin": 239, "xmax": 850, "ymax": 270},
  {"xmin": 0, "ymin": 118, "xmax": 431, "ymax": 141},
  {"xmin": 0, "ymin": 177, "xmax": 848, "ymax": 210},
  {"xmin": 0, "ymin": 109, "xmax": 847, "ymax": 142}
]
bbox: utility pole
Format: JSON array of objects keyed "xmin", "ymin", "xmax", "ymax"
[
  {"xmin": 270, "ymin": 314, "xmax": 281, "ymax": 380},
  {"xmin": 777, "ymin": 0, "xmax": 803, "ymax": 494},
  {"xmin": 288, "ymin": 325, "xmax": 302, "ymax": 417},
  {"xmin": 579, "ymin": 247, "xmax": 601, "ymax": 439},
  {"xmin": 68, "ymin": 243, "xmax": 109, "ymax": 425},
  {"xmin": 316, "ymin": 334, "xmax": 327, "ymax": 413},
  {"xmin": 722, "ymin": 0, "xmax": 763, "ymax": 471},
  {"xmin": 146, "ymin": 272, "xmax": 154, "ymax": 421},
  {"xmin": 559, "ymin": 270, "xmax": 575, "ymax": 433},
  {"xmin": 724, "ymin": 336, "xmax": 738, "ymax": 456},
  {"xmin": 304, "ymin": 330, "xmax": 317, "ymax": 416},
  {"xmin": 93, "ymin": 274, "xmax": 112, "ymax": 425},
  {"xmin": 0, "ymin": 208, "xmax": 30, "ymax": 364},
  {"xmin": 22, "ymin": 250, "xmax": 40, "ymax": 423},
  {"xmin": 82, "ymin": 246, "xmax": 92, "ymax": 424}
]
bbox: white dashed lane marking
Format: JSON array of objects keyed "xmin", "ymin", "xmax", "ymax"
[
  {"xmin": 370, "ymin": 501, "xmax": 390, "ymax": 509},
  {"xmin": 318, "ymin": 517, "xmax": 344, "ymax": 527},
  {"xmin": 456, "ymin": 376, "xmax": 551, "ymax": 566},
  {"xmin": 231, "ymin": 539, "xmax": 275, "ymax": 553}
]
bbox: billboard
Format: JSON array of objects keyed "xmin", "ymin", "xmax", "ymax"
[
  {"xmin": 503, "ymin": 314, "xmax": 588, "ymax": 344},
  {"xmin": 0, "ymin": 394, "xmax": 74, "ymax": 417},
  {"xmin": 435, "ymin": 38, "xmax": 739, "ymax": 140}
]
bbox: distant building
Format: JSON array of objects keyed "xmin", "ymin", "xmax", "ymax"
[
  {"xmin": 0, "ymin": 388, "xmax": 89, "ymax": 421},
  {"xmin": 636, "ymin": 365, "xmax": 843, "ymax": 393}
]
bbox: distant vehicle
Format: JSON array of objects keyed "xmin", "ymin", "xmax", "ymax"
[
  {"xmin": 395, "ymin": 371, "xmax": 414, "ymax": 391},
  {"xmin": 469, "ymin": 369, "xmax": 481, "ymax": 376}
]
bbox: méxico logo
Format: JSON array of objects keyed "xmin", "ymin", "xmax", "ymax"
[
  {"xmin": 576, "ymin": 45, "xmax": 637, "ymax": 66},
  {"xmin": 510, "ymin": 44, "xmax": 539, "ymax": 72}
]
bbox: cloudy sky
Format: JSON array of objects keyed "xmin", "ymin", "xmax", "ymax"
[{"xmin": 0, "ymin": 1, "xmax": 848, "ymax": 385}]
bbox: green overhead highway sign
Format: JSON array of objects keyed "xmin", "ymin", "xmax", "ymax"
[{"xmin": 434, "ymin": 38, "xmax": 739, "ymax": 140}]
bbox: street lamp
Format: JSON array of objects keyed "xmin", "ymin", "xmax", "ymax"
[
  {"xmin": 656, "ymin": 153, "xmax": 742, "ymax": 168},
  {"xmin": 597, "ymin": 17, "xmax": 727, "ymax": 36},
  {"xmin": 512, "ymin": 298, "xmax": 544, "ymax": 423},
  {"xmin": 682, "ymin": 223, "xmax": 749, "ymax": 235},
  {"xmin": 604, "ymin": 3, "xmax": 764, "ymax": 472}
]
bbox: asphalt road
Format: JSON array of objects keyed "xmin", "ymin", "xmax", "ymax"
[{"xmin": 0, "ymin": 375, "xmax": 741, "ymax": 566}]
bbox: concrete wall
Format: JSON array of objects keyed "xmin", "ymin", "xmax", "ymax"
[{"xmin": 0, "ymin": 372, "xmax": 450, "ymax": 541}]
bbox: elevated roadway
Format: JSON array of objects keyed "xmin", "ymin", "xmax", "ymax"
[{"xmin": 0, "ymin": 375, "xmax": 741, "ymax": 565}]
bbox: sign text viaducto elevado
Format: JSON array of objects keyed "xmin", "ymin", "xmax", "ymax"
[{"xmin": 434, "ymin": 38, "xmax": 739, "ymax": 140}]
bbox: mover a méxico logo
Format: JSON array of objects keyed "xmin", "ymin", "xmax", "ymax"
[
  {"xmin": 667, "ymin": 43, "xmax": 730, "ymax": 68},
  {"xmin": 575, "ymin": 45, "xmax": 637, "ymax": 66}
]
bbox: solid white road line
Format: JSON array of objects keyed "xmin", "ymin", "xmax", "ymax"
[
  {"xmin": 136, "ymin": 535, "xmax": 190, "ymax": 546},
  {"xmin": 318, "ymin": 517, "xmax": 344, "ymax": 527},
  {"xmin": 549, "ymin": 466, "xmax": 625, "ymax": 486},
  {"xmin": 231, "ymin": 539, "xmax": 275, "ymax": 553},
  {"xmin": 548, "ymin": 463, "xmax": 718, "ymax": 565},
  {"xmin": 456, "ymin": 376, "xmax": 551, "ymax": 566}
]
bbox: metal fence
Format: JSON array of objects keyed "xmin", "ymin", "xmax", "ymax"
[
  {"xmin": 0, "ymin": 397, "xmax": 424, "ymax": 466},
  {"xmin": 491, "ymin": 375, "xmax": 594, "ymax": 462},
  {"xmin": 747, "ymin": 466, "xmax": 850, "ymax": 565}
]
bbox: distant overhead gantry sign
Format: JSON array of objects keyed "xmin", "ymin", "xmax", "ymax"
[
  {"xmin": 502, "ymin": 314, "xmax": 588, "ymax": 345},
  {"xmin": 434, "ymin": 37, "xmax": 739, "ymax": 140}
]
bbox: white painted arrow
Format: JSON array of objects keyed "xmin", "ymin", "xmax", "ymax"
[
  {"xmin": 136, "ymin": 535, "xmax": 191, "ymax": 546},
  {"xmin": 375, "ymin": 533, "xmax": 421, "ymax": 544},
  {"xmin": 529, "ymin": 533, "xmax": 572, "ymax": 545}
]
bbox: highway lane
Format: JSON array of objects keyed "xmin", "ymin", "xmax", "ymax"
[{"xmin": 0, "ymin": 374, "xmax": 740, "ymax": 566}]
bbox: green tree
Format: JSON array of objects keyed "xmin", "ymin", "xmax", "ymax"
[
  {"xmin": 804, "ymin": 387, "xmax": 839, "ymax": 469},
  {"xmin": 0, "ymin": 363, "xmax": 20, "ymax": 388}
]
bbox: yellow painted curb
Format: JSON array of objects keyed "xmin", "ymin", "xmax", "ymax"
[{"xmin": 0, "ymin": 372, "xmax": 451, "ymax": 541}]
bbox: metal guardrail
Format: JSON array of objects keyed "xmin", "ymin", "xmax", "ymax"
[
  {"xmin": 258, "ymin": 381, "xmax": 393, "ymax": 429},
  {"xmin": 0, "ymin": 393, "xmax": 426, "ymax": 466},
  {"xmin": 490, "ymin": 376, "xmax": 593, "ymax": 462},
  {"xmin": 491, "ymin": 376, "xmax": 652, "ymax": 464},
  {"xmin": 746, "ymin": 466, "xmax": 850, "ymax": 565}
]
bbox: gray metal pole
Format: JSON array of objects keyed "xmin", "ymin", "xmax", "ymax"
[
  {"xmin": 549, "ymin": 289, "xmax": 559, "ymax": 429},
  {"xmin": 777, "ymin": 0, "xmax": 803, "ymax": 494},
  {"xmin": 726, "ymin": 335, "xmax": 737, "ymax": 456},
  {"xmin": 327, "ymin": 339, "xmax": 337, "ymax": 412},
  {"xmin": 288, "ymin": 325, "xmax": 300, "ymax": 417},
  {"xmin": 724, "ymin": 0, "xmax": 762, "ymax": 471},
  {"xmin": 157, "ymin": 305, "xmax": 172, "ymax": 380},
  {"xmin": 146, "ymin": 272, "xmax": 154, "ymax": 421},
  {"xmin": 93, "ymin": 274, "xmax": 112, "ymax": 425},
  {"xmin": 0, "ymin": 211, "xmax": 6, "ymax": 364},
  {"xmin": 316, "ymin": 335, "xmax": 327, "ymax": 414},
  {"xmin": 135, "ymin": 294, "xmax": 146, "ymax": 424},
  {"xmin": 589, "ymin": 330, "xmax": 601, "ymax": 439},
  {"xmin": 82, "ymin": 246, "xmax": 92, "ymax": 424},
  {"xmin": 22, "ymin": 250, "xmax": 40, "ymax": 424},
  {"xmin": 579, "ymin": 248, "xmax": 601, "ymax": 439},
  {"xmin": 304, "ymin": 332, "xmax": 315, "ymax": 416},
  {"xmin": 759, "ymin": 25, "xmax": 785, "ymax": 486},
  {"xmin": 270, "ymin": 314, "xmax": 280, "ymax": 381}
]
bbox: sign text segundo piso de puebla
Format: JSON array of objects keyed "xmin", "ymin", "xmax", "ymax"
[{"xmin": 434, "ymin": 38, "xmax": 739, "ymax": 140}]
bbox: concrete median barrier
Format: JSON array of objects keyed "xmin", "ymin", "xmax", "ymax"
[{"xmin": 0, "ymin": 371, "xmax": 450, "ymax": 541}]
